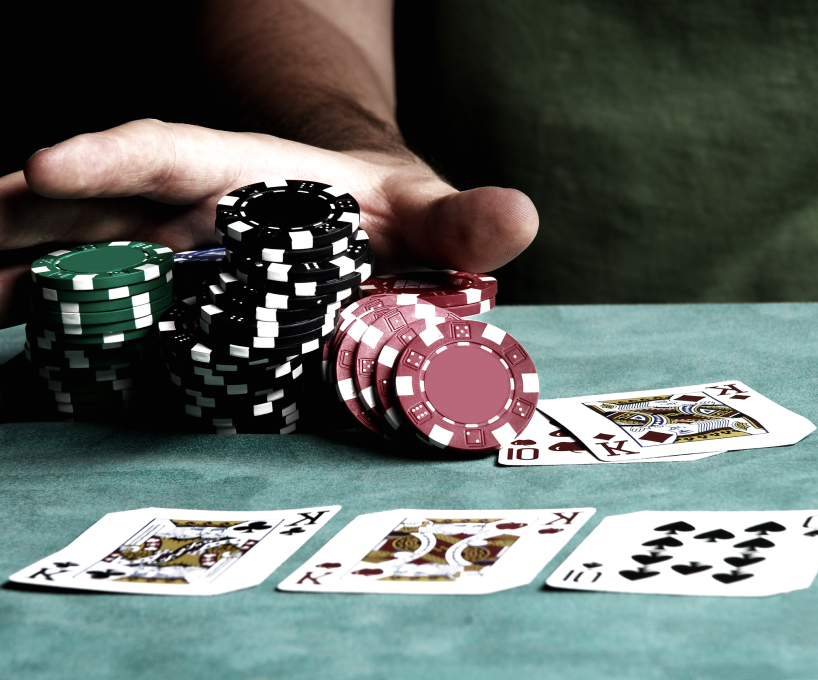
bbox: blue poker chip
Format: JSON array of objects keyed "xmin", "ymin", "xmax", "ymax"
[{"xmin": 174, "ymin": 248, "xmax": 226, "ymax": 263}]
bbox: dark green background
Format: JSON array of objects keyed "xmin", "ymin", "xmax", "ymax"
[
  {"xmin": 396, "ymin": 1, "xmax": 818, "ymax": 304},
  {"xmin": 2, "ymin": 303, "xmax": 818, "ymax": 680}
]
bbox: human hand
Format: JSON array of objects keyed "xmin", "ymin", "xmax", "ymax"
[{"xmin": 0, "ymin": 118, "xmax": 538, "ymax": 326}]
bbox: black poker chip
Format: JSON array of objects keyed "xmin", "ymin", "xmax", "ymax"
[
  {"xmin": 215, "ymin": 179, "xmax": 360, "ymax": 250},
  {"xmin": 178, "ymin": 393, "xmax": 300, "ymax": 421},
  {"xmin": 199, "ymin": 302, "xmax": 339, "ymax": 339},
  {"xmin": 216, "ymin": 271, "xmax": 356, "ymax": 310},
  {"xmin": 181, "ymin": 411, "xmax": 300, "ymax": 435},
  {"xmin": 206, "ymin": 281, "xmax": 343, "ymax": 322},
  {"xmin": 223, "ymin": 237, "xmax": 372, "ymax": 284},
  {"xmin": 167, "ymin": 361, "xmax": 303, "ymax": 395},
  {"xmin": 199, "ymin": 314, "xmax": 336, "ymax": 353},
  {"xmin": 219, "ymin": 252, "xmax": 372, "ymax": 297},
  {"xmin": 215, "ymin": 223, "xmax": 366, "ymax": 265},
  {"xmin": 158, "ymin": 298, "xmax": 321, "ymax": 365},
  {"xmin": 169, "ymin": 378, "xmax": 301, "ymax": 410}
]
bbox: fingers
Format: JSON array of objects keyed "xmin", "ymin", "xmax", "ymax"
[
  {"xmin": 24, "ymin": 120, "xmax": 259, "ymax": 203},
  {"xmin": 0, "ymin": 170, "xmax": 209, "ymax": 252},
  {"xmin": 16, "ymin": 119, "xmax": 539, "ymax": 275}
]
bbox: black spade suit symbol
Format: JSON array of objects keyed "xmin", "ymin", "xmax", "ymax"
[
  {"xmin": 694, "ymin": 529, "xmax": 735, "ymax": 543},
  {"xmin": 619, "ymin": 568, "xmax": 660, "ymax": 581},
  {"xmin": 671, "ymin": 562, "xmax": 712, "ymax": 575},
  {"xmin": 734, "ymin": 537, "xmax": 775, "ymax": 551},
  {"xmin": 655, "ymin": 522, "xmax": 695, "ymax": 535},
  {"xmin": 724, "ymin": 555, "xmax": 765, "ymax": 568},
  {"xmin": 713, "ymin": 571, "xmax": 754, "ymax": 584},
  {"xmin": 745, "ymin": 522, "xmax": 786, "ymax": 536},
  {"xmin": 642, "ymin": 536, "xmax": 683, "ymax": 549},
  {"xmin": 632, "ymin": 553, "xmax": 672, "ymax": 566}
]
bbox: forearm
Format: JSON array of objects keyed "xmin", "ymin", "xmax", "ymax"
[{"xmin": 198, "ymin": 0, "xmax": 407, "ymax": 155}]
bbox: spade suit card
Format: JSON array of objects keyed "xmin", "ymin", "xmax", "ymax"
[
  {"xmin": 277, "ymin": 508, "xmax": 594, "ymax": 595},
  {"xmin": 499, "ymin": 409, "xmax": 724, "ymax": 466},
  {"xmin": 546, "ymin": 510, "xmax": 818, "ymax": 597},
  {"xmin": 539, "ymin": 381, "xmax": 814, "ymax": 461},
  {"xmin": 9, "ymin": 506, "xmax": 341, "ymax": 596}
]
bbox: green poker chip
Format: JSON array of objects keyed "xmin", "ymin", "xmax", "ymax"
[
  {"xmin": 26, "ymin": 323, "xmax": 154, "ymax": 347},
  {"xmin": 31, "ymin": 242, "xmax": 174, "ymax": 292},
  {"xmin": 36, "ymin": 364, "xmax": 136, "ymax": 383},
  {"xmin": 33, "ymin": 280, "xmax": 173, "ymax": 314},
  {"xmin": 33, "ymin": 270, "xmax": 173, "ymax": 302},
  {"xmin": 25, "ymin": 339, "xmax": 149, "ymax": 363},
  {"xmin": 36, "ymin": 292, "xmax": 173, "ymax": 328}
]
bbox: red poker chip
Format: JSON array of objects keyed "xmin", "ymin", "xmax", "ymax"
[
  {"xmin": 371, "ymin": 318, "xmax": 447, "ymax": 433},
  {"xmin": 444, "ymin": 296, "xmax": 496, "ymax": 318},
  {"xmin": 328, "ymin": 293, "xmax": 427, "ymax": 382},
  {"xmin": 354, "ymin": 302, "xmax": 459, "ymax": 415},
  {"xmin": 332, "ymin": 307, "xmax": 390, "ymax": 435},
  {"xmin": 358, "ymin": 271, "xmax": 498, "ymax": 308},
  {"xmin": 393, "ymin": 320, "xmax": 539, "ymax": 452}
]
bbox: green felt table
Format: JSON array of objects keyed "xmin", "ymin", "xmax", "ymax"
[{"xmin": 2, "ymin": 303, "xmax": 818, "ymax": 680}]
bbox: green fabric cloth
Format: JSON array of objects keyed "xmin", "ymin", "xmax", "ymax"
[
  {"xmin": 396, "ymin": 1, "xmax": 818, "ymax": 304},
  {"xmin": 2, "ymin": 303, "xmax": 818, "ymax": 680}
]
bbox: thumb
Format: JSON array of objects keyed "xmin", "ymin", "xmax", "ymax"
[{"xmin": 402, "ymin": 186, "xmax": 539, "ymax": 273}]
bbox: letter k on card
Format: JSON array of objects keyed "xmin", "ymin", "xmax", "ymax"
[{"xmin": 538, "ymin": 381, "xmax": 814, "ymax": 461}]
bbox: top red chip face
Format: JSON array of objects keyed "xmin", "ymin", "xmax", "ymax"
[
  {"xmin": 393, "ymin": 320, "xmax": 539, "ymax": 452},
  {"xmin": 357, "ymin": 272, "xmax": 497, "ymax": 308}
]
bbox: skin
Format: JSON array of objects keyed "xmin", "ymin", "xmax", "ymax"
[{"xmin": 0, "ymin": 0, "xmax": 538, "ymax": 330}]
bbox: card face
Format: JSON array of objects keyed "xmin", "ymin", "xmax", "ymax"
[
  {"xmin": 539, "ymin": 381, "xmax": 815, "ymax": 461},
  {"xmin": 9, "ymin": 506, "xmax": 341, "ymax": 596},
  {"xmin": 277, "ymin": 508, "xmax": 595, "ymax": 595},
  {"xmin": 499, "ymin": 409, "xmax": 724, "ymax": 466},
  {"xmin": 546, "ymin": 510, "xmax": 818, "ymax": 597}
]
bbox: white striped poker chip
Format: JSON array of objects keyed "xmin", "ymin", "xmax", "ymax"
[
  {"xmin": 393, "ymin": 320, "xmax": 539, "ymax": 453},
  {"xmin": 208, "ymin": 282, "xmax": 343, "ymax": 322},
  {"xmin": 37, "ymin": 270, "xmax": 174, "ymax": 303},
  {"xmin": 184, "ymin": 399, "xmax": 299, "ymax": 420},
  {"xmin": 31, "ymin": 242, "xmax": 174, "ymax": 291},
  {"xmin": 227, "ymin": 258, "xmax": 372, "ymax": 297},
  {"xmin": 217, "ymin": 271, "xmax": 355, "ymax": 310},
  {"xmin": 215, "ymin": 179, "xmax": 360, "ymax": 250},
  {"xmin": 45, "ymin": 378, "xmax": 134, "ymax": 393},
  {"xmin": 200, "ymin": 303, "xmax": 336, "ymax": 338},
  {"xmin": 215, "ymin": 221, "xmax": 364, "ymax": 264},
  {"xmin": 359, "ymin": 271, "xmax": 498, "ymax": 307},
  {"xmin": 169, "ymin": 367, "xmax": 302, "ymax": 395},
  {"xmin": 199, "ymin": 316, "xmax": 335, "ymax": 351},
  {"xmin": 172, "ymin": 377, "xmax": 293, "ymax": 407},
  {"xmin": 223, "ymin": 232, "xmax": 371, "ymax": 283},
  {"xmin": 38, "ymin": 366, "xmax": 134, "ymax": 382}
]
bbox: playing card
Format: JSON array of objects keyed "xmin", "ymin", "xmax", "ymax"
[
  {"xmin": 277, "ymin": 507, "xmax": 595, "ymax": 595},
  {"xmin": 9, "ymin": 506, "xmax": 341, "ymax": 596},
  {"xmin": 499, "ymin": 409, "xmax": 724, "ymax": 466},
  {"xmin": 539, "ymin": 381, "xmax": 814, "ymax": 461},
  {"xmin": 546, "ymin": 510, "xmax": 818, "ymax": 597}
]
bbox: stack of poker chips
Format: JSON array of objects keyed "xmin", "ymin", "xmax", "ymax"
[
  {"xmin": 25, "ymin": 242, "xmax": 174, "ymax": 419},
  {"xmin": 158, "ymin": 179, "xmax": 373, "ymax": 434},
  {"xmin": 323, "ymin": 278, "xmax": 539, "ymax": 453},
  {"xmin": 358, "ymin": 271, "xmax": 497, "ymax": 316}
]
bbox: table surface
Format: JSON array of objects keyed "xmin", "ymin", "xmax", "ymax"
[{"xmin": 2, "ymin": 303, "xmax": 818, "ymax": 680}]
